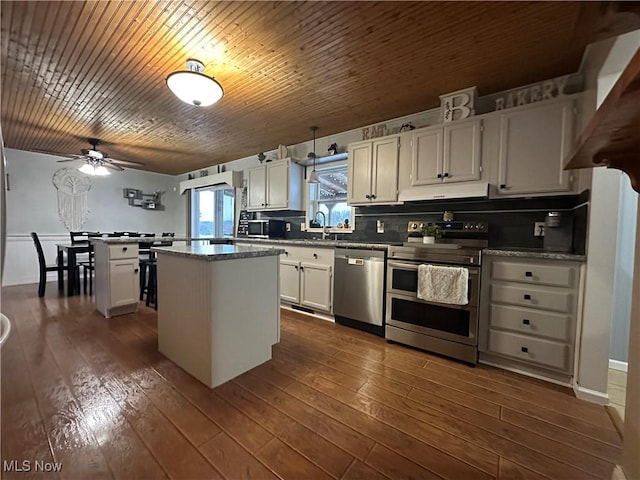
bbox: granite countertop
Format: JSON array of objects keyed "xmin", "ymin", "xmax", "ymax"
[
  {"xmin": 92, "ymin": 236, "xmax": 225, "ymax": 244},
  {"xmin": 483, "ymin": 247, "xmax": 586, "ymax": 262},
  {"xmin": 151, "ymin": 244, "xmax": 285, "ymax": 261},
  {"xmin": 232, "ymin": 237, "xmax": 401, "ymax": 250}
]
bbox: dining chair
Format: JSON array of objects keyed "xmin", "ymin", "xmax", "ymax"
[
  {"xmin": 31, "ymin": 232, "xmax": 69, "ymax": 297},
  {"xmin": 79, "ymin": 233, "xmax": 102, "ymax": 295}
]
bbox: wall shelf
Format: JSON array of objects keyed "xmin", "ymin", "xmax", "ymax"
[{"xmin": 564, "ymin": 48, "xmax": 640, "ymax": 192}]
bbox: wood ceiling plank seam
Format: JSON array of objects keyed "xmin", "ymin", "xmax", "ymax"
[
  {"xmin": 42, "ymin": 1, "xmax": 154, "ymax": 149},
  {"xmin": 0, "ymin": 1, "xmax": 20, "ymax": 141},
  {"xmin": 13, "ymin": 1, "xmax": 88, "ymax": 149},
  {"xmin": 27, "ymin": 1, "xmax": 122, "ymax": 153},
  {"xmin": 8, "ymin": 2, "xmax": 63, "ymax": 150}
]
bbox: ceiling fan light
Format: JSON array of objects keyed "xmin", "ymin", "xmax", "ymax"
[
  {"xmin": 94, "ymin": 165, "xmax": 111, "ymax": 176},
  {"xmin": 166, "ymin": 59, "xmax": 224, "ymax": 107},
  {"xmin": 79, "ymin": 163, "xmax": 95, "ymax": 175}
]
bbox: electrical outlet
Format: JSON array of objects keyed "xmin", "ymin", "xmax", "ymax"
[
  {"xmin": 286, "ymin": 222, "xmax": 291, "ymax": 232},
  {"xmin": 377, "ymin": 220, "xmax": 384, "ymax": 234},
  {"xmin": 534, "ymin": 222, "xmax": 545, "ymax": 237},
  {"xmin": 300, "ymin": 222, "xmax": 305, "ymax": 231}
]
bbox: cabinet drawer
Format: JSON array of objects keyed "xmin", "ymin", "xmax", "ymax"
[
  {"xmin": 488, "ymin": 330, "xmax": 570, "ymax": 372},
  {"xmin": 491, "ymin": 260, "xmax": 577, "ymax": 287},
  {"xmin": 489, "ymin": 304, "xmax": 573, "ymax": 341},
  {"xmin": 280, "ymin": 245, "xmax": 334, "ymax": 265},
  {"xmin": 108, "ymin": 244, "xmax": 139, "ymax": 260},
  {"xmin": 490, "ymin": 284, "xmax": 573, "ymax": 313}
]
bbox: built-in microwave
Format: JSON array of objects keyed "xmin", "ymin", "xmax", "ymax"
[{"xmin": 242, "ymin": 219, "xmax": 286, "ymax": 238}]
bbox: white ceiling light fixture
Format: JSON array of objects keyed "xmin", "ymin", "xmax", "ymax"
[
  {"xmin": 308, "ymin": 126, "xmax": 320, "ymax": 184},
  {"xmin": 79, "ymin": 161, "xmax": 111, "ymax": 176},
  {"xmin": 166, "ymin": 59, "xmax": 224, "ymax": 107}
]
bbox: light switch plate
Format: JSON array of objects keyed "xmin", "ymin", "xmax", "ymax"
[
  {"xmin": 377, "ymin": 220, "xmax": 384, "ymax": 234},
  {"xmin": 534, "ymin": 222, "xmax": 545, "ymax": 236},
  {"xmin": 286, "ymin": 223, "xmax": 291, "ymax": 232}
]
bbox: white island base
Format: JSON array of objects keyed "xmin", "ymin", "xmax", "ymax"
[{"xmin": 156, "ymin": 246, "xmax": 281, "ymax": 388}]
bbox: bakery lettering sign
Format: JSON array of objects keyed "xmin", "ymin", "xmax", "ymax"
[{"xmin": 495, "ymin": 77, "xmax": 567, "ymax": 110}]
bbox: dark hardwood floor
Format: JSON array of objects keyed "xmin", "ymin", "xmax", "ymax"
[{"xmin": 1, "ymin": 283, "xmax": 621, "ymax": 479}]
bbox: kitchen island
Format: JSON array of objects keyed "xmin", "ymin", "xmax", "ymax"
[{"xmin": 153, "ymin": 243, "xmax": 284, "ymax": 388}]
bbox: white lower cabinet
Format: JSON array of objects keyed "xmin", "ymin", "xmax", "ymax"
[
  {"xmin": 279, "ymin": 246, "xmax": 334, "ymax": 313},
  {"xmin": 479, "ymin": 255, "xmax": 582, "ymax": 382},
  {"xmin": 95, "ymin": 242, "xmax": 140, "ymax": 318}
]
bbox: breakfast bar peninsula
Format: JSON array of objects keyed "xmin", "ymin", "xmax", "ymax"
[{"xmin": 152, "ymin": 243, "xmax": 284, "ymax": 388}]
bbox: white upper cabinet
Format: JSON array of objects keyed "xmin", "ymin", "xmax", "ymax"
[
  {"xmin": 348, "ymin": 135, "xmax": 400, "ymax": 205},
  {"xmin": 411, "ymin": 118, "xmax": 482, "ymax": 186},
  {"xmin": 247, "ymin": 158, "xmax": 303, "ymax": 211},
  {"xmin": 494, "ymin": 99, "xmax": 575, "ymax": 197}
]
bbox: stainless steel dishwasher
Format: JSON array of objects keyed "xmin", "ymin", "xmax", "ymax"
[{"xmin": 333, "ymin": 248, "xmax": 385, "ymax": 336}]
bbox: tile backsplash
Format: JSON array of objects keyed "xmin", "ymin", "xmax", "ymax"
[{"xmin": 259, "ymin": 191, "xmax": 589, "ymax": 254}]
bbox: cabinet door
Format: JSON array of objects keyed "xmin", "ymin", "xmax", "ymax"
[
  {"xmin": 247, "ymin": 166, "xmax": 266, "ymax": 210},
  {"xmin": 109, "ymin": 259, "xmax": 139, "ymax": 308},
  {"xmin": 443, "ymin": 118, "xmax": 482, "ymax": 183},
  {"xmin": 266, "ymin": 161, "xmax": 289, "ymax": 210},
  {"xmin": 497, "ymin": 100, "xmax": 574, "ymax": 195},
  {"xmin": 280, "ymin": 259, "xmax": 300, "ymax": 304},
  {"xmin": 347, "ymin": 141, "xmax": 373, "ymax": 204},
  {"xmin": 371, "ymin": 136, "xmax": 399, "ymax": 203},
  {"xmin": 411, "ymin": 127, "xmax": 443, "ymax": 186},
  {"xmin": 300, "ymin": 263, "xmax": 332, "ymax": 312}
]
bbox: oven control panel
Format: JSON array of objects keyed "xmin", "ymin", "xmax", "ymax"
[{"xmin": 407, "ymin": 221, "xmax": 488, "ymax": 234}]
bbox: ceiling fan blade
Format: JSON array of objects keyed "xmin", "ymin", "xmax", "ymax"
[
  {"xmin": 106, "ymin": 157, "xmax": 145, "ymax": 167},
  {"xmin": 102, "ymin": 162, "xmax": 125, "ymax": 171}
]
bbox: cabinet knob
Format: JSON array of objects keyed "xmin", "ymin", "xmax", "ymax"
[
  {"xmin": 370, "ymin": 194, "xmax": 376, "ymax": 199},
  {"xmin": 522, "ymin": 319, "xmax": 530, "ymax": 325},
  {"xmin": 261, "ymin": 203, "xmax": 265, "ymax": 206},
  {"xmin": 365, "ymin": 194, "xmax": 371, "ymax": 199},
  {"xmin": 525, "ymin": 271, "xmax": 533, "ymax": 277},
  {"xmin": 437, "ymin": 173, "xmax": 442, "ymax": 178},
  {"xmin": 499, "ymin": 184, "xmax": 506, "ymax": 189},
  {"xmin": 521, "ymin": 346, "xmax": 529, "ymax": 353},
  {"xmin": 313, "ymin": 253, "xmax": 318, "ymax": 258},
  {"xmin": 294, "ymin": 265, "xmax": 298, "ymax": 270},
  {"xmin": 123, "ymin": 247, "xmax": 128, "ymax": 251},
  {"xmin": 524, "ymin": 294, "xmax": 531, "ymax": 300},
  {"xmin": 443, "ymin": 172, "xmax": 449, "ymax": 178},
  {"xmin": 300, "ymin": 266, "xmax": 304, "ymax": 271},
  {"xmin": 284, "ymin": 251, "xmax": 288, "ymax": 255},
  {"xmin": 134, "ymin": 268, "xmax": 139, "ymax": 274}
]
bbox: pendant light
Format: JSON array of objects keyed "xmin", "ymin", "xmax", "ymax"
[
  {"xmin": 308, "ymin": 126, "xmax": 320, "ymax": 184},
  {"xmin": 166, "ymin": 59, "xmax": 224, "ymax": 107}
]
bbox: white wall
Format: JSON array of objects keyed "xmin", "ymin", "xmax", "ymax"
[{"xmin": 2, "ymin": 148, "xmax": 184, "ymax": 286}]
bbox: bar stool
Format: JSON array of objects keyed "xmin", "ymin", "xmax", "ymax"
[{"xmin": 146, "ymin": 261, "xmax": 157, "ymax": 309}]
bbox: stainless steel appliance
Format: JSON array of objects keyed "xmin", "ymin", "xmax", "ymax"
[
  {"xmin": 385, "ymin": 221, "xmax": 488, "ymax": 364},
  {"xmin": 543, "ymin": 211, "xmax": 573, "ymax": 252},
  {"xmin": 241, "ymin": 219, "xmax": 286, "ymax": 238},
  {"xmin": 334, "ymin": 248, "xmax": 385, "ymax": 336}
]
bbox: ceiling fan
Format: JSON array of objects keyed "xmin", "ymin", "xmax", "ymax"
[{"xmin": 56, "ymin": 138, "xmax": 145, "ymax": 175}]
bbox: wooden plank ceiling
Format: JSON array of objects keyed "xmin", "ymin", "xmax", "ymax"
[{"xmin": 1, "ymin": 1, "xmax": 639, "ymax": 175}]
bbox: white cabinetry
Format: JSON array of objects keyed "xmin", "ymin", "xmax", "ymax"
[
  {"xmin": 479, "ymin": 255, "xmax": 582, "ymax": 382},
  {"xmin": 247, "ymin": 158, "xmax": 303, "ymax": 211},
  {"xmin": 279, "ymin": 245, "xmax": 334, "ymax": 313},
  {"xmin": 348, "ymin": 135, "xmax": 400, "ymax": 205},
  {"xmin": 411, "ymin": 118, "xmax": 482, "ymax": 186},
  {"xmin": 494, "ymin": 99, "xmax": 575, "ymax": 196},
  {"xmin": 94, "ymin": 242, "xmax": 140, "ymax": 318}
]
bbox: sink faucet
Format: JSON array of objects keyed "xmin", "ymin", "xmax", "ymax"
[{"xmin": 315, "ymin": 211, "xmax": 328, "ymax": 239}]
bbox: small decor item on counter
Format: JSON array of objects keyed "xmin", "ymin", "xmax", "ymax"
[
  {"xmin": 257, "ymin": 152, "xmax": 266, "ymax": 163},
  {"xmin": 443, "ymin": 211, "xmax": 454, "ymax": 222},
  {"xmin": 199, "ymin": 169, "xmax": 208, "ymax": 177},
  {"xmin": 343, "ymin": 218, "xmax": 350, "ymax": 229},
  {"xmin": 328, "ymin": 143, "xmax": 338, "ymax": 156},
  {"xmin": 421, "ymin": 223, "xmax": 441, "ymax": 244}
]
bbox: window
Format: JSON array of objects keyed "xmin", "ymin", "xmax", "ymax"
[
  {"xmin": 306, "ymin": 161, "xmax": 354, "ymax": 233},
  {"xmin": 191, "ymin": 186, "xmax": 235, "ymax": 238}
]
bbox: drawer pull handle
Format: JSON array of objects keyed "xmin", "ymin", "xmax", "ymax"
[
  {"xmin": 313, "ymin": 253, "xmax": 318, "ymax": 258},
  {"xmin": 525, "ymin": 271, "xmax": 532, "ymax": 277},
  {"xmin": 123, "ymin": 247, "xmax": 128, "ymax": 251},
  {"xmin": 499, "ymin": 183, "xmax": 506, "ymax": 189},
  {"xmin": 134, "ymin": 268, "xmax": 139, "ymax": 274},
  {"xmin": 524, "ymin": 294, "xmax": 531, "ymax": 300},
  {"xmin": 522, "ymin": 319, "xmax": 530, "ymax": 325},
  {"xmin": 521, "ymin": 346, "xmax": 528, "ymax": 353}
]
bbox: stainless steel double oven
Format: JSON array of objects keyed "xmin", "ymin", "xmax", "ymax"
[{"xmin": 385, "ymin": 222, "xmax": 487, "ymax": 365}]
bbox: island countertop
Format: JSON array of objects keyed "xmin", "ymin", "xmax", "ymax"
[
  {"xmin": 91, "ymin": 236, "xmax": 229, "ymax": 244},
  {"xmin": 152, "ymin": 243, "xmax": 285, "ymax": 261}
]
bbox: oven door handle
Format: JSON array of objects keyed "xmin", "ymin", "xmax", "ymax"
[
  {"xmin": 387, "ymin": 261, "xmax": 419, "ymax": 270},
  {"xmin": 388, "ymin": 261, "xmax": 480, "ymax": 276}
]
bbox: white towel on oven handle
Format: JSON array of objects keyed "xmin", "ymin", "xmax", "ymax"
[{"xmin": 417, "ymin": 264, "xmax": 469, "ymax": 305}]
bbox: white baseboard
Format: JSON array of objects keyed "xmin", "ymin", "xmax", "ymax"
[
  {"xmin": 573, "ymin": 384, "xmax": 610, "ymax": 405},
  {"xmin": 609, "ymin": 359, "xmax": 628, "ymax": 372}
]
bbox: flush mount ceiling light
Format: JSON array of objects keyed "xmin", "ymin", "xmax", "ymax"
[
  {"xmin": 308, "ymin": 126, "xmax": 320, "ymax": 184},
  {"xmin": 166, "ymin": 59, "xmax": 224, "ymax": 107}
]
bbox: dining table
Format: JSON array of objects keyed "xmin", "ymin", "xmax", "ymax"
[{"xmin": 56, "ymin": 243, "xmax": 90, "ymax": 296}]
